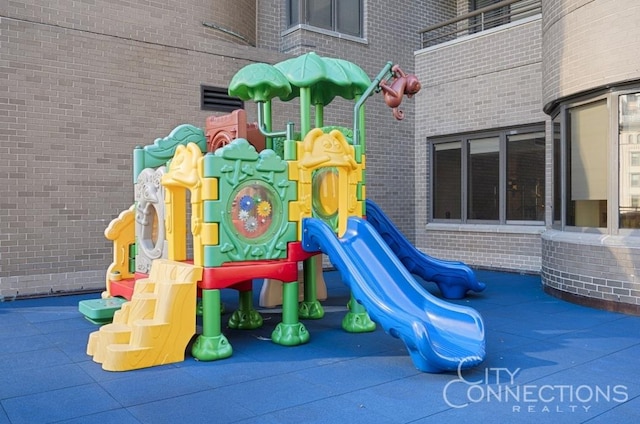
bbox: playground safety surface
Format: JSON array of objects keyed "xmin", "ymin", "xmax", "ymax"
[{"xmin": 1, "ymin": 269, "xmax": 639, "ymax": 423}]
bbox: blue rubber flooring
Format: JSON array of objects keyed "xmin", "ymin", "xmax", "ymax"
[{"xmin": 1, "ymin": 269, "xmax": 639, "ymax": 423}]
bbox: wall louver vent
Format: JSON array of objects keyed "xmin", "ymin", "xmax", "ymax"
[{"xmin": 201, "ymin": 85, "xmax": 244, "ymax": 112}]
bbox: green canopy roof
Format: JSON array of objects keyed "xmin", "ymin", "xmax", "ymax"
[{"xmin": 229, "ymin": 52, "xmax": 371, "ymax": 106}]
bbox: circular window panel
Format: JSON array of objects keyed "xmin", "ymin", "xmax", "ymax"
[{"xmin": 227, "ymin": 181, "xmax": 281, "ymax": 242}]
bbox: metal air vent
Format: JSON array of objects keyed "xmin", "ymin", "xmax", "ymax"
[{"xmin": 201, "ymin": 85, "xmax": 244, "ymax": 112}]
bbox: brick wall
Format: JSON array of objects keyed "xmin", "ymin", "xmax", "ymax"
[
  {"xmin": 414, "ymin": 17, "xmax": 547, "ymax": 272},
  {"xmin": 423, "ymin": 226, "xmax": 543, "ymax": 273},
  {"xmin": 209, "ymin": 0, "xmax": 257, "ymax": 46},
  {"xmin": 542, "ymin": 0, "xmax": 640, "ymax": 108},
  {"xmin": 542, "ymin": 231, "xmax": 640, "ymax": 309},
  {"xmin": 1, "ymin": 1, "xmax": 288, "ymax": 298},
  {"xmin": 264, "ymin": 0, "xmax": 445, "ymax": 241},
  {"xmin": 0, "ymin": 0, "xmax": 445, "ymax": 297}
]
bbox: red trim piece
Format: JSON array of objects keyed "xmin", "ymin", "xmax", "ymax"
[
  {"xmin": 108, "ymin": 278, "xmax": 136, "ymax": 300},
  {"xmin": 201, "ymin": 261, "xmax": 299, "ymax": 289},
  {"xmin": 288, "ymin": 241, "xmax": 319, "ymax": 261}
]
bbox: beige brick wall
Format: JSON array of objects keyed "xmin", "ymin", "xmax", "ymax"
[
  {"xmin": 542, "ymin": 231, "xmax": 640, "ymax": 307},
  {"xmin": 0, "ymin": 1, "xmax": 286, "ymax": 298},
  {"xmin": 542, "ymin": 0, "xmax": 640, "ymax": 108},
  {"xmin": 1, "ymin": 0, "xmax": 447, "ymax": 297},
  {"xmin": 414, "ymin": 17, "xmax": 547, "ymax": 272},
  {"xmin": 423, "ymin": 227, "xmax": 544, "ymax": 273}
]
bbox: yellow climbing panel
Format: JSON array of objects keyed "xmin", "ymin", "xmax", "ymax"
[{"xmin": 86, "ymin": 259, "xmax": 202, "ymax": 371}]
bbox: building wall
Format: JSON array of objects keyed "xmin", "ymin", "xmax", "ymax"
[
  {"xmin": 414, "ymin": 17, "xmax": 547, "ymax": 272},
  {"xmin": 272, "ymin": 0, "xmax": 438, "ymax": 239},
  {"xmin": 0, "ymin": 0, "xmax": 287, "ymax": 298},
  {"xmin": 540, "ymin": 0, "xmax": 640, "ymax": 312},
  {"xmin": 542, "ymin": 231, "xmax": 640, "ymax": 311},
  {"xmin": 1, "ymin": 0, "xmax": 442, "ymax": 297},
  {"xmin": 542, "ymin": 0, "xmax": 640, "ymax": 109}
]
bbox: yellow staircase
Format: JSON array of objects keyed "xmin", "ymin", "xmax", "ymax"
[{"xmin": 87, "ymin": 259, "xmax": 202, "ymax": 371}]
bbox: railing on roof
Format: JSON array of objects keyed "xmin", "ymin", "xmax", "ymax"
[{"xmin": 418, "ymin": 0, "xmax": 541, "ymax": 49}]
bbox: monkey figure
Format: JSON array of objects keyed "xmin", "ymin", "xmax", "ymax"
[{"xmin": 379, "ymin": 65, "xmax": 422, "ymax": 120}]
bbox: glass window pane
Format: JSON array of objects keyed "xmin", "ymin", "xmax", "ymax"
[
  {"xmin": 307, "ymin": 0, "xmax": 332, "ymax": 30},
  {"xmin": 619, "ymin": 92, "xmax": 640, "ymax": 229},
  {"xmin": 507, "ymin": 132, "xmax": 545, "ymax": 221},
  {"xmin": 553, "ymin": 116, "xmax": 562, "ymax": 224},
  {"xmin": 468, "ymin": 137, "xmax": 499, "ymax": 220},
  {"xmin": 433, "ymin": 142, "xmax": 461, "ymax": 219},
  {"xmin": 567, "ymin": 100, "xmax": 608, "ymax": 227},
  {"xmin": 288, "ymin": 0, "xmax": 300, "ymax": 26},
  {"xmin": 337, "ymin": 0, "xmax": 361, "ymax": 36}
]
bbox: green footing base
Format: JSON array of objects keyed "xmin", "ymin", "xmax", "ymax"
[
  {"xmin": 298, "ymin": 300, "xmax": 324, "ymax": 319},
  {"xmin": 228, "ymin": 309, "xmax": 263, "ymax": 330},
  {"xmin": 342, "ymin": 311, "xmax": 376, "ymax": 333},
  {"xmin": 191, "ymin": 334, "xmax": 233, "ymax": 361},
  {"xmin": 271, "ymin": 322, "xmax": 310, "ymax": 346}
]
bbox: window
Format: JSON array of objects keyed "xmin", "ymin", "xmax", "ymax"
[
  {"xmin": 566, "ymin": 99, "xmax": 608, "ymax": 227},
  {"xmin": 507, "ymin": 132, "xmax": 546, "ymax": 221},
  {"xmin": 553, "ymin": 85, "xmax": 640, "ymax": 232},
  {"xmin": 553, "ymin": 114, "xmax": 562, "ymax": 225},
  {"xmin": 430, "ymin": 125, "xmax": 545, "ymax": 224},
  {"xmin": 287, "ymin": 0, "xmax": 363, "ymax": 38},
  {"xmin": 433, "ymin": 142, "xmax": 461, "ymax": 219},
  {"xmin": 619, "ymin": 92, "xmax": 640, "ymax": 229},
  {"xmin": 468, "ymin": 137, "xmax": 499, "ymax": 220}
]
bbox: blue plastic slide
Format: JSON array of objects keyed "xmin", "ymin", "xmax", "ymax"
[
  {"xmin": 365, "ymin": 199, "xmax": 486, "ymax": 299},
  {"xmin": 302, "ymin": 217, "xmax": 485, "ymax": 373}
]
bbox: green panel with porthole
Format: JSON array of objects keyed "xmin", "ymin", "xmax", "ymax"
[{"xmin": 202, "ymin": 138, "xmax": 297, "ymax": 267}]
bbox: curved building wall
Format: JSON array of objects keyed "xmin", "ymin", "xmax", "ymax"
[
  {"xmin": 541, "ymin": 0, "xmax": 640, "ymax": 314},
  {"xmin": 542, "ymin": 0, "xmax": 640, "ymax": 109}
]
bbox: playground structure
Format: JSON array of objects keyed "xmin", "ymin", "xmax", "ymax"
[{"xmin": 82, "ymin": 52, "xmax": 486, "ymax": 373}]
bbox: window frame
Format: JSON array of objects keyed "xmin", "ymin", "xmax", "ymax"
[
  {"xmin": 286, "ymin": 0, "xmax": 365, "ymax": 40},
  {"xmin": 551, "ymin": 85, "xmax": 640, "ymax": 236},
  {"xmin": 429, "ymin": 124, "xmax": 546, "ymax": 226}
]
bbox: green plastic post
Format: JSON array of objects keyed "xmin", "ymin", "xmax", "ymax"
[
  {"xmin": 284, "ymin": 122, "xmax": 297, "ymax": 161},
  {"xmin": 264, "ymin": 100, "xmax": 273, "ymax": 150},
  {"xmin": 299, "ymin": 257, "xmax": 324, "ymax": 319},
  {"xmin": 133, "ymin": 146, "xmax": 144, "ymax": 183},
  {"xmin": 191, "ymin": 289, "xmax": 233, "ymax": 361},
  {"xmin": 358, "ymin": 100, "xmax": 366, "ymax": 151},
  {"xmin": 272, "ymin": 281, "xmax": 310, "ymax": 346},
  {"xmin": 282, "ymin": 282, "xmax": 299, "ymax": 324},
  {"xmin": 257, "ymin": 102, "xmax": 287, "ymax": 139},
  {"xmin": 315, "ymin": 103, "xmax": 324, "ymax": 128},
  {"xmin": 353, "ymin": 61, "xmax": 393, "ymax": 149},
  {"xmin": 300, "ymin": 87, "xmax": 311, "ymax": 137}
]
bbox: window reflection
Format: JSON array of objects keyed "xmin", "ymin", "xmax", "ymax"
[
  {"xmin": 468, "ymin": 137, "xmax": 499, "ymax": 220},
  {"xmin": 619, "ymin": 92, "xmax": 640, "ymax": 229},
  {"xmin": 507, "ymin": 132, "xmax": 545, "ymax": 221}
]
